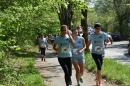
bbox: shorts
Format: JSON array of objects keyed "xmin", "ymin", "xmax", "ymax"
[
  {"xmin": 91, "ymin": 53, "xmax": 104, "ymax": 70},
  {"xmin": 40, "ymin": 48, "xmax": 46, "ymax": 55},
  {"xmin": 72, "ymin": 57, "xmax": 85, "ymax": 64},
  {"xmin": 50, "ymin": 40, "xmax": 54, "ymax": 44}
]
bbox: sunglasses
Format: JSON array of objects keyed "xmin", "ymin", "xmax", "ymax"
[{"xmin": 95, "ymin": 27, "xmax": 101, "ymax": 29}]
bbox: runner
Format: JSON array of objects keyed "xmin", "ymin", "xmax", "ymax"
[
  {"xmin": 87, "ymin": 23, "xmax": 111, "ymax": 86},
  {"xmin": 71, "ymin": 29, "xmax": 86, "ymax": 86},
  {"xmin": 53, "ymin": 25, "xmax": 75, "ymax": 86},
  {"xmin": 50, "ymin": 34, "xmax": 55, "ymax": 46},
  {"xmin": 39, "ymin": 34, "xmax": 48, "ymax": 61}
]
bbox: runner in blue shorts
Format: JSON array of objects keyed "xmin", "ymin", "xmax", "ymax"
[{"xmin": 71, "ymin": 29, "xmax": 86, "ymax": 86}]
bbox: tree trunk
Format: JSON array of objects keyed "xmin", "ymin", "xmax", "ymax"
[
  {"xmin": 118, "ymin": 17, "xmax": 123, "ymax": 38},
  {"xmin": 81, "ymin": 9, "xmax": 88, "ymax": 52},
  {"xmin": 58, "ymin": 1, "xmax": 73, "ymax": 30}
]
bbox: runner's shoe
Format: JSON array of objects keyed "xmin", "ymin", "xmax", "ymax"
[
  {"xmin": 68, "ymin": 78, "xmax": 72, "ymax": 85},
  {"xmin": 41, "ymin": 58, "xmax": 43, "ymax": 61},
  {"xmin": 80, "ymin": 77, "xmax": 83, "ymax": 83},
  {"xmin": 77, "ymin": 83, "xmax": 81, "ymax": 86}
]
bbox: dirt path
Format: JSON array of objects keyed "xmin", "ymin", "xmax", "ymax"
[{"xmin": 35, "ymin": 46, "xmax": 118, "ymax": 86}]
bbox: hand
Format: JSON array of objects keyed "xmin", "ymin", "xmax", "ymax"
[
  {"xmin": 67, "ymin": 30, "xmax": 72, "ymax": 36},
  {"xmin": 104, "ymin": 42, "xmax": 107, "ymax": 45},
  {"xmin": 77, "ymin": 50, "xmax": 82, "ymax": 54}
]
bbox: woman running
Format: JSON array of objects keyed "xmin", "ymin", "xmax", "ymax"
[
  {"xmin": 53, "ymin": 25, "xmax": 75, "ymax": 86},
  {"xmin": 39, "ymin": 34, "xmax": 48, "ymax": 61},
  {"xmin": 71, "ymin": 29, "xmax": 86, "ymax": 86}
]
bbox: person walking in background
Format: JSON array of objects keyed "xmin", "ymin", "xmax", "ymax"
[
  {"xmin": 77, "ymin": 26, "xmax": 83, "ymax": 37},
  {"xmin": 53, "ymin": 25, "xmax": 75, "ymax": 86},
  {"xmin": 50, "ymin": 34, "xmax": 55, "ymax": 46},
  {"xmin": 39, "ymin": 34, "xmax": 48, "ymax": 62},
  {"xmin": 71, "ymin": 29, "xmax": 86, "ymax": 86},
  {"xmin": 87, "ymin": 23, "xmax": 111, "ymax": 86}
]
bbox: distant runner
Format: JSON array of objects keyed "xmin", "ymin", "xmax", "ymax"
[
  {"xmin": 39, "ymin": 34, "xmax": 48, "ymax": 61},
  {"xmin": 50, "ymin": 34, "xmax": 55, "ymax": 46}
]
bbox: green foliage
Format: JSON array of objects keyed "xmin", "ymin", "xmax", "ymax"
[
  {"xmin": 0, "ymin": 0, "xmax": 60, "ymax": 61},
  {"xmin": 93, "ymin": 0, "xmax": 130, "ymax": 38},
  {"xmin": 0, "ymin": 1, "xmax": 60, "ymax": 85},
  {"xmin": 0, "ymin": 47, "xmax": 44, "ymax": 86}
]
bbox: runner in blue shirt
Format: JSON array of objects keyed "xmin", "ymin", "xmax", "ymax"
[
  {"xmin": 71, "ymin": 29, "xmax": 86, "ymax": 86},
  {"xmin": 53, "ymin": 25, "xmax": 75, "ymax": 86},
  {"xmin": 87, "ymin": 23, "xmax": 111, "ymax": 86},
  {"xmin": 39, "ymin": 34, "xmax": 48, "ymax": 61}
]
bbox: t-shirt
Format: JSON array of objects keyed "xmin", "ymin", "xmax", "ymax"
[
  {"xmin": 88, "ymin": 32, "xmax": 108, "ymax": 54},
  {"xmin": 50, "ymin": 35, "xmax": 55, "ymax": 40},
  {"xmin": 54, "ymin": 35, "xmax": 72, "ymax": 58},
  {"xmin": 72, "ymin": 36, "xmax": 84, "ymax": 58},
  {"xmin": 39, "ymin": 38, "xmax": 47, "ymax": 48}
]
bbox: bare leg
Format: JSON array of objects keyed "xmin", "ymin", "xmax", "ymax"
[
  {"xmin": 73, "ymin": 62, "xmax": 80, "ymax": 84},
  {"xmin": 79, "ymin": 63, "xmax": 84, "ymax": 77},
  {"xmin": 96, "ymin": 70, "xmax": 102, "ymax": 86},
  {"xmin": 42, "ymin": 54, "xmax": 46, "ymax": 61}
]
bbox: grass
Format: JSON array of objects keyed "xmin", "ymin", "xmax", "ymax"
[
  {"xmin": 85, "ymin": 53, "xmax": 130, "ymax": 86},
  {"xmin": 0, "ymin": 46, "xmax": 45, "ymax": 86}
]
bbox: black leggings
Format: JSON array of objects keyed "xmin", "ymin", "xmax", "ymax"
[
  {"xmin": 58, "ymin": 57, "xmax": 72, "ymax": 86},
  {"xmin": 92, "ymin": 53, "xmax": 104, "ymax": 70},
  {"xmin": 40, "ymin": 48, "xmax": 46, "ymax": 55}
]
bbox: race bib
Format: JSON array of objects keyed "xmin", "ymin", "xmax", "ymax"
[
  {"xmin": 73, "ymin": 48, "xmax": 78, "ymax": 54},
  {"xmin": 61, "ymin": 46, "xmax": 70, "ymax": 53},
  {"xmin": 95, "ymin": 46, "xmax": 102, "ymax": 52},
  {"xmin": 41, "ymin": 43, "xmax": 45, "ymax": 47}
]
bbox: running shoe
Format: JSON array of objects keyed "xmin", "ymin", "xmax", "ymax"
[
  {"xmin": 44, "ymin": 59, "xmax": 46, "ymax": 62},
  {"xmin": 41, "ymin": 58, "xmax": 43, "ymax": 61},
  {"xmin": 77, "ymin": 83, "xmax": 81, "ymax": 86},
  {"xmin": 80, "ymin": 77, "xmax": 83, "ymax": 83},
  {"xmin": 68, "ymin": 79, "xmax": 72, "ymax": 85}
]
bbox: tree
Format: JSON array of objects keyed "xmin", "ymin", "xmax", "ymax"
[{"xmin": 94, "ymin": 0, "xmax": 130, "ymax": 38}]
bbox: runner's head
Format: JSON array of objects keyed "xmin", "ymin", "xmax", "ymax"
[
  {"xmin": 94, "ymin": 23, "xmax": 101, "ymax": 34},
  {"xmin": 60, "ymin": 25, "xmax": 68, "ymax": 36},
  {"xmin": 71, "ymin": 28, "xmax": 78, "ymax": 37},
  {"xmin": 40, "ymin": 34, "xmax": 44, "ymax": 38}
]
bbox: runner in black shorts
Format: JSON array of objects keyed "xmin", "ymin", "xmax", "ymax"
[
  {"xmin": 87, "ymin": 23, "xmax": 111, "ymax": 86},
  {"xmin": 39, "ymin": 34, "xmax": 48, "ymax": 61},
  {"xmin": 40, "ymin": 48, "xmax": 46, "ymax": 56},
  {"xmin": 50, "ymin": 34, "xmax": 55, "ymax": 46}
]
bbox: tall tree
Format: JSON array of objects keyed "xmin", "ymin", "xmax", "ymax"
[{"xmin": 113, "ymin": 0, "xmax": 130, "ymax": 37}]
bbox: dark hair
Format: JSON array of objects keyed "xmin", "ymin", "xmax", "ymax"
[
  {"xmin": 40, "ymin": 34, "xmax": 44, "ymax": 37},
  {"xmin": 71, "ymin": 28, "xmax": 77, "ymax": 32},
  {"xmin": 60, "ymin": 25, "xmax": 67, "ymax": 31},
  {"xmin": 94, "ymin": 23, "xmax": 101, "ymax": 28}
]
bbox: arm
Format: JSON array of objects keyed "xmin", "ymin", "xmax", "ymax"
[
  {"xmin": 78, "ymin": 38, "xmax": 86, "ymax": 54},
  {"xmin": 104, "ymin": 38, "xmax": 111, "ymax": 45},
  {"xmin": 46, "ymin": 41, "xmax": 48, "ymax": 49},
  {"xmin": 87, "ymin": 40, "xmax": 92, "ymax": 53},
  {"xmin": 67, "ymin": 30, "xmax": 75, "ymax": 46},
  {"xmin": 53, "ymin": 43, "xmax": 59, "ymax": 52}
]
